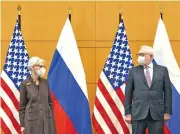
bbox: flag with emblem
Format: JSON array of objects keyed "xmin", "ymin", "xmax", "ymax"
[
  {"xmin": 92, "ymin": 17, "xmax": 133, "ymax": 134},
  {"xmin": 0, "ymin": 18, "xmax": 30, "ymax": 134}
]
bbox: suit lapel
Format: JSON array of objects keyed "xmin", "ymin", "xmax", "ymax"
[
  {"xmin": 150, "ymin": 64, "xmax": 157, "ymax": 87},
  {"xmin": 39, "ymin": 77, "xmax": 44, "ymax": 92},
  {"xmin": 27, "ymin": 76, "xmax": 39, "ymax": 93}
]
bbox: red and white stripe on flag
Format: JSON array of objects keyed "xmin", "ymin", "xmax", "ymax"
[
  {"xmin": 92, "ymin": 17, "xmax": 133, "ymax": 134},
  {"xmin": 0, "ymin": 19, "xmax": 30, "ymax": 134}
]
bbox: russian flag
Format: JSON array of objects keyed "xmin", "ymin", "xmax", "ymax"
[
  {"xmin": 48, "ymin": 18, "xmax": 92, "ymax": 134},
  {"xmin": 153, "ymin": 17, "xmax": 180, "ymax": 134}
]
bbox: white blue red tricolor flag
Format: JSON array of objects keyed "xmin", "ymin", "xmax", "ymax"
[
  {"xmin": 92, "ymin": 17, "xmax": 133, "ymax": 134},
  {"xmin": 48, "ymin": 18, "xmax": 92, "ymax": 134},
  {"xmin": 0, "ymin": 19, "xmax": 30, "ymax": 134},
  {"xmin": 153, "ymin": 17, "xmax": 180, "ymax": 134}
]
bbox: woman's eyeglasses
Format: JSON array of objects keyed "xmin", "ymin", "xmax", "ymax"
[
  {"xmin": 36, "ymin": 65, "xmax": 45, "ymax": 68},
  {"xmin": 136, "ymin": 53, "xmax": 148, "ymax": 56}
]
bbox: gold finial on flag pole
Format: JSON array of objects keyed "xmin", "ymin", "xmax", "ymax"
[
  {"xmin": 68, "ymin": 0, "xmax": 72, "ymax": 22},
  {"xmin": 68, "ymin": 7, "xmax": 72, "ymax": 23},
  {"xmin": 17, "ymin": 5, "xmax": 21, "ymax": 30},
  {"xmin": 68, "ymin": 7, "xmax": 72, "ymax": 15},
  {"xmin": 17, "ymin": 5, "xmax": 21, "ymax": 15},
  {"xmin": 118, "ymin": 4, "xmax": 122, "ymax": 23}
]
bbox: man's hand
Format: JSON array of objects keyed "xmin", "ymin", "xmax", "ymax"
[
  {"xmin": 125, "ymin": 114, "xmax": 132, "ymax": 124},
  {"xmin": 21, "ymin": 127, "xmax": 25, "ymax": 134},
  {"xmin": 164, "ymin": 113, "xmax": 170, "ymax": 122}
]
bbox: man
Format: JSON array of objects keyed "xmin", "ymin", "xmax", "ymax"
[{"xmin": 125, "ymin": 45, "xmax": 172, "ymax": 134}]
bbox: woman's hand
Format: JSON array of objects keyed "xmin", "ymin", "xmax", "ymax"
[{"xmin": 21, "ymin": 127, "xmax": 25, "ymax": 134}]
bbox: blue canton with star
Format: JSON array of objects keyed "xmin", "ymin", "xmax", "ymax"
[
  {"xmin": 3, "ymin": 19, "xmax": 30, "ymax": 89},
  {"xmin": 103, "ymin": 18, "xmax": 134, "ymax": 90}
]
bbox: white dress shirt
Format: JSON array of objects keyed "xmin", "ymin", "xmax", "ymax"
[{"xmin": 144, "ymin": 62, "xmax": 153, "ymax": 81}]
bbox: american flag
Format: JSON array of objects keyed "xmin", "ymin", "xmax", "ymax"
[
  {"xmin": 0, "ymin": 19, "xmax": 30, "ymax": 134},
  {"xmin": 92, "ymin": 17, "xmax": 133, "ymax": 134}
]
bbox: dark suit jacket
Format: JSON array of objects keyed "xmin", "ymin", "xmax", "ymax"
[
  {"xmin": 19, "ymin": 76, "xmax": 56, "ymax": 134},
  {"xmin": 125, "ymin": 64, "xmax": 172, "ymax": 120}
]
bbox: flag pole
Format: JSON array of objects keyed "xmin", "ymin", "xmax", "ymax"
[
  {"xmin": 68, "ymin": 7, "xmax": 72, "ymax": 23},
  {"xmin": 160, "ymin": 9, "xmax": 163, "ymax": 20},
  {"xmin": 119, "ymin": 10, "xmax": 122, "ymax": 23},
  {"xmin": 17, "ymin": 5, "xmax": 21, "ymax": 30}
]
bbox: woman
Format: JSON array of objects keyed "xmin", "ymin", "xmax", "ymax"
[{"xmin": 19, "ymin": 57, "xmax": 56, "ymax": 134}]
